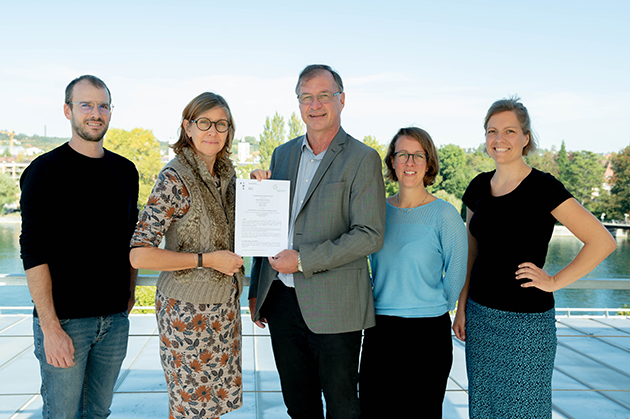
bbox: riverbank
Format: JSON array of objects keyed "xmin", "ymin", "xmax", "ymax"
[{"xmin": 554, "ymin": 224, "xmax": 628, "ymax": 238}]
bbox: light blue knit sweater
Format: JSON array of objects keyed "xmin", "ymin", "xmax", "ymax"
[{"xmin": 369, "ymin": 199, "xmax": 467, "ymax": 317}]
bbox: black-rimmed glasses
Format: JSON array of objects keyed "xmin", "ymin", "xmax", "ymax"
[
  {"xmin": 297, "ymin": 92, "xmax": 341, "ymax": 105},
  {"xmin": 190, "ymin": 118, "xmax": 230, "ymax": 133},
  {"xmin": 394, "ymin": 151, "xmax": 427, "ymax": 165},
  {"xmin": 69, "ymin": 101, "xmax": 113, "ymax": 115}
]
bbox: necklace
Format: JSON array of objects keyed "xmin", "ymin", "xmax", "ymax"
[{"xmin": 396, "ymin": 190, "xmax": 429, "ymax": 212}]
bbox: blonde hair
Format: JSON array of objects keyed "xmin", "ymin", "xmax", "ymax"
[{"xmin": 484, "ymin": 96, "xmax": 537, "ymax": 156}]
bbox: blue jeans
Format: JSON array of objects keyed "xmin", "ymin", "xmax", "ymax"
[{"xmin": 33, "ymin": 312, "xmax": 130, "ymax": 419}]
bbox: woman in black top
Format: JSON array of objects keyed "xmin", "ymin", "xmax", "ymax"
[{"xmin": 452, "ymin": 97, "xmax": 616, "ymax": 419}]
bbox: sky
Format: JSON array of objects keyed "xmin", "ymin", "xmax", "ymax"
[{"xmin": 1, "ymin": 0, "xmax": 629, "ymax": 154}]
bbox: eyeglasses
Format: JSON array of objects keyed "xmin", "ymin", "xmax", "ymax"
[
  {"xmin": 69, "ymin": 101, "xmax": 113, "ymax": 115},
  {"xmin": 394, "ymin": 151, "xmax": 427, "ymax": 165},
  {"xmin": 297, "ymin": 92, "xmax": 341, "ymax": 105},
  {"xmin": 190, "ymin": 118, "xmax": 230, "ymax": 133}
]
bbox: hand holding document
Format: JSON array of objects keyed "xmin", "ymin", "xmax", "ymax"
[{"xmin": 235, "ymin": 179, "xmax": 290, "ymax": 256}]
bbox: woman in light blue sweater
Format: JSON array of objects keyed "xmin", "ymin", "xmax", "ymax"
[{"xmin": 359, "ymin": 127, "xmax": 467, "ymax": 419}]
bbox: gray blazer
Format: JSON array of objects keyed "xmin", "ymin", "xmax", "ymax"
[{"xmin": 249, "ymin": 127, "xmax": 386, "ymax": 334}]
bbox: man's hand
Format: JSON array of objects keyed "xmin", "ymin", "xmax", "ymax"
[
  {"xmin": 268, "ymin": 249, "xmax": 299, "ymax": 274},
  {"xmin": 42, "ymin": 324, "xmax": 76, "ymax": 368},
  {"xmin": 249, "ymin": 298, "xmax": 268, "ymax": 329},
  {"xmin": 25, "ymin": 264, "xmax": 75, "ymax": 368},
  {"xmin": 250, "ymin": 169, "xmax": 271, "ymax": 180}
]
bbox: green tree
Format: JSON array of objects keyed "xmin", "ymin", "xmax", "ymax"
[
  {"xmin": 604, "ymin": 146, "xmax": 630, "ymax": 219},
  {"xmin": 362, "ymin": 135, "xmax": 386, "ymax": 162},
  {"xmin": 0, "ymin": 173, "xmax": 18, "ymax": 214},
  {"xmin": 258, "ymin": 112, "xmax": 286, "ymax": 170},
  {"xmin": 433, "ymin": 190, "xmax": 463, "ymax": 212},
  {"xmin": 131, "ymin": 286, "xmax": 156, "ymax": 314},
  {"xmin": 106, "ymin": 128, "xmax": 163, "ymax": 208},
  {"xmin": 557, "ymin": 140, "xmax": 570, "ymax": 185},
  {"xmin": 525, "ymin": 147, "xmax": 559, "ymax": 177},
  {"xmin": 362, "ymin": 135, "xmax": 398, "ymax": 196},
  {"xmin": 466, "ymin": 145, "xmax": 495, "ymax": 176},
  {"xmin": 563, "ymin": 151, "xmax": 606, "ymax": 211},
  {"xmin": 437, "ymin": 144, "xmax": 469, "ymax": 199},
  {"xmin": 288, "ymin": 112, "xmax": 306, "ymax": 140},
  {"xmin": 236, "ymin": 163, "xmax": 257, "ymax": 179}
]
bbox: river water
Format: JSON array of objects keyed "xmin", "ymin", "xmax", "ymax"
[{"xmin": 1, "ymin": 223, "xmax": 629, "ymax": 311}]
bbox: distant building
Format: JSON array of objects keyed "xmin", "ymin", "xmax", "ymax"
[
  {"xmin": 25, "ymin": 147, "xmax": 44, "ymax": 156},
  {"xmin": 0, "ymin": 146, "xmax": 25, "ymax": 156},
  {"xmin": 237, "ymin": 140, "xmax": 251, "ymax": 164},
  {"xmin": 592, "ymin": 154, "xmax": 615, "ymax": 199},
  {"xmin": 0, "ymin": 161, "xmax": 29, "ymax": 181}
]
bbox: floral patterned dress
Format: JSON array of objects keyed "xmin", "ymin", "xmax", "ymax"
[{"xmin": 131, "ymin": 168, "xmax": 242, "ymax": 418}]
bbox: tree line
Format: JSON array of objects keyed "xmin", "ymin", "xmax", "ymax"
[
  {"xmin": 0, "ymin": 128, "xmax": 163, "ymax": 213},
  {"xmin": 3, "ymin": 120, "xmax": 629, "ymax": 221},
  {"xmin": 243, "ymin": 115, "xmax": 630, "ymax": 222}
]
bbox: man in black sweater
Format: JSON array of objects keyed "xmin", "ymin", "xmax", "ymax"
[{"xmin": 19, "ymin": 75, "xmax": 139, "ymax": 419}]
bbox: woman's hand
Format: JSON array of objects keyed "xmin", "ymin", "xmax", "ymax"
[
  {"xmin": 250, "ymin": 169, "xmax": 271, "ymax": 181},
  {"xmin": 452, "ymin": 308, "xmax": 466, "ymax": 342},
  {"xmin": 516, "ymin": 262, "xmax": 558, "ymax": 292},
  {"xmin": 206, "ymin": 251, "xmax": 244, "ymax": 275}
]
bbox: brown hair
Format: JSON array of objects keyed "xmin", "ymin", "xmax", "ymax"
[
  {"xmin": 65, "ymin": 75, "xmax": 111, "ymax": 106},
  {"xmin": 484, "ymin": 96, "xmax": 537, "ymax": 156},
  {"xmin": 171, "ymin": 92, "xmax": 235, "ymax": 161},
  {"xmin": 385, "ymin": 127, "xmax": 439, "ymax": 186}
]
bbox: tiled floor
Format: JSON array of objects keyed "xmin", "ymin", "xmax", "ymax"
[{"xmin": 1, "ymin": 313, "xmax": 629, "ymax": 419}]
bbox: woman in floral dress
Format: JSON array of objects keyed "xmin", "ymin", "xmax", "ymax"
[{"xmin": 130, "ymin": 92, "xmax": 244, "ymax": 419}]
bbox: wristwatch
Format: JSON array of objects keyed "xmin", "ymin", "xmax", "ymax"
[
  {"xmin": 197, "ymin": 253, "xmax": 203, "ymax": 270},
  {"xmin": 297, "ymin": 252, "xmax": 303, "ymax": 272}
]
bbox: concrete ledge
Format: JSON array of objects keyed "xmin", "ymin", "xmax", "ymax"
[
  {"xmin": 0, "ymin": 274, "xmax": 251, "ymax": 287},
  {"xmin": 0, "ymin": 274, "xmax": 626, "ymax": 289}
]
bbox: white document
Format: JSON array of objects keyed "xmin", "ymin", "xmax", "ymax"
[{"xmin": 235, "ymin": 179, "xmax": 290, "ymax": 257}]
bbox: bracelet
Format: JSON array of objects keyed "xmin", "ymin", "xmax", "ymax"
[
  {"xmin": 297, "ymin": 252, "xmax": 303, "ymax": 272},
  {"xmin": 196, "ymin": 253, "xmax": 203, "ymax": 270}
]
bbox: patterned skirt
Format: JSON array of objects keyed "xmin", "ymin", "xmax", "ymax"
[
  {"xmin": 156, "ymin": 282, "xmax": 242, "ymax": 419},
  {"xmin": 465, "ymin": 298, "xmax": 556, "ymax": 419}
]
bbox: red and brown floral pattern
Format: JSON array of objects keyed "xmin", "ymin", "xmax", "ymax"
[
  {"xmin": 130, "ymin": 169, "xmax": 191, "ymax": 248},
  {"xmin": 156, "ymin": 284, "xmax": 242, "ymax": 418}
]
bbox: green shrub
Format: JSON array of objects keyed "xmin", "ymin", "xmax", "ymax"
[{"xmin": 132, "ymin": 286, "xmax": 156, "ymax": 314}]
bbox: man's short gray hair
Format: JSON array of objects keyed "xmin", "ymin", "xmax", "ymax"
[{"xmin": 295, "ymin": 64, "xmax": 344, "ymax": 95}]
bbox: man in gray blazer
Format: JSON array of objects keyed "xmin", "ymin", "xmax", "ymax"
[{"xmin": 249, "ymin": 64, "xmax": 386, "ymax": 419}]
